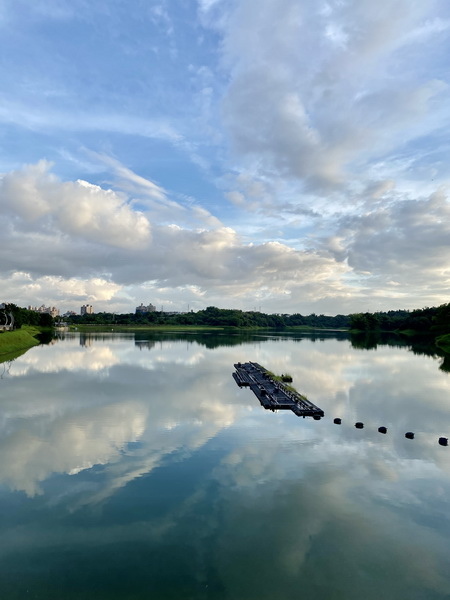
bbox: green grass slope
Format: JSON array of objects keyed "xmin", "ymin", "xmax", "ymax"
[{"xmin": 0, "ymin": 326, "xmax": 41, "ymax": 357}]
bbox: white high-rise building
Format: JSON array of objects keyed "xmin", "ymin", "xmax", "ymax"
[
  {"xmin": 81, "ymin": 304, "xmax": 94, "ymax": 315},
  {"xmin": 29, "ymin": 305, "xmax": 60, "ymax": 318}
]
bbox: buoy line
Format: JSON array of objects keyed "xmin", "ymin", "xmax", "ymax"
[{"xmin": 331, "ymin": 417, "xmax": 448, "ymax": 446}]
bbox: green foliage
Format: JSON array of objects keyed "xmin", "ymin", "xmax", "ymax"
[
  {"xmin": 433, "ymin": 303, "xmax": 450, "ymax": 333},
  {"xmin": 66, "ymin": 307, "xmax": 351, "ymax": 329},
  {"xmin": 2, "ymin": 303, "xmax": 47, "ymax": 328},
  {"xmin": 39, "ymin": 312, "xmax": 54, "ymax": 327},
  {"xmin": 350, "ymin": 313, "xmax": 380, "ymax": 331},
  {"xmin": 436, "ymin": 334, "xmax": 450, "ymax": 353},
  {"xmin": 350, "ymin": 306, "xmax": 448, "ymax": 334},
  {"xmin": 0, "ymin": 326, "xmax": 40, "ymax": 356},
  {"xmin": 5, "ymin": 300, "xmax": 448, "ymax": 338}
]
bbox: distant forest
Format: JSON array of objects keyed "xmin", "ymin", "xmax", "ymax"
[
  {"xmin": 64, "ymin": 303, "xmax": 450, "ymax": 334},
  {"xmin": 3, "ymin": 302, "xmax": 450, "ymax": 336}
]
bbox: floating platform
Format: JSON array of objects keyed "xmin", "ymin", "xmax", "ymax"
[{"xmin": 233, "ymin": 362, "xmax": 324, "ymax": 419}]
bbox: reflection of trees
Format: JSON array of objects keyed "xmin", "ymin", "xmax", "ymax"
[
  {"xmin": 393, "ymin": 335, "xmax": 450, "ymax": 373},
  {"xmin": 80, "ymin": 333, "xmax": 93, "ymax": 347},
  {"xmin": 135, "ymin": 340, "xmax": 156, "ymax": 351},
  {"xmin": 349, "ymin": 331, "xmax": 381, "ymax": 350},
  {"xmin": 439, "ymin": 354, "xmax": 450, "ymax": 373},
  {"xmin": 0, "ymin": 359, "xmax": 13, "ymax": 378},
  {"xmin": 35, "ymin": 330, "xmax": 55, "ymax": 345},
  {"xmin": 45, "ymin": 328, "xmax": 450, "ymax": 374},
  {"xmin": 135, "ymin": 331, "xmax": 261, "ymax": 349},
  {"xmin": 349, "ymin": 331, "xmax": 450, "ymax": 373},
  {"xmin": 132, "ymin": 330, "xmax": 351, "ymax": 350},
  {"xmin": 77, "ymin": 332, "xmax": 134, "ymax": 346}
]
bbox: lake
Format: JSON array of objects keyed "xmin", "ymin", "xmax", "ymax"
[{"xmin": 0, "ymin": 330, "xmax": 450, "ymax": 599}]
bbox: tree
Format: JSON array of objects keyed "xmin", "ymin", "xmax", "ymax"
[
  {"xmin": 349, "ymin": 312, "xmax": 379, "ymax": 331},
  {"xmin": 433, "ymin": 303, "xmax": 450, "ymax": 333},
  {"xmin": 39, "ymin": 312, "xmax": 54, "ymax": 327}
]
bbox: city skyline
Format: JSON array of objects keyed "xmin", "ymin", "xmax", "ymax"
[{"xmin": 1, "ymin": 1, "xmax": 449, "ymax": 315}]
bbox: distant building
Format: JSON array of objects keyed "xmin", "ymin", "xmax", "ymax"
[
  {"xmin": 135, "ymin": 303, "xmax": 156, "ymax": 314},
  {"xmin": 29, "ymin": 305, "xmax": 60, "ymax": 318},
  {"xmin": 81, "ymin": 304, "xmax": 94, "ymax": 315}
]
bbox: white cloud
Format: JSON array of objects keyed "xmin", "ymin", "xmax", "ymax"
[
  {"xmin": 0, "ymin": 0, "xmax": 449, "ymax": 314},
  {"xmin": 324, "ymin": 188, "xmax": 450, "ymax": 305},
  {"xmin": 0, "ymin": 99, "xmax": 184, "ymax": 144},
  {"xmin": 0, "ymin": 342, "xmax": 245, "ymax": 497},
  {"xmin": 89, "ymin": 153, "xmax": 168, "ymax": 202},
  {"xmin": 1, "ymin": 160, "xmax": 151, "ymax": 249},
  {"xmin": 2, "ymin": 159, "xmax": 448, "ymax": 314},
  {"xmin": 220, "ymin": 0, "xmax": 449, "ymax": 191},
  {"xmin": 197, "ymin": 0, "xmax": 221, "ymax": 12},
  {"xmin": 0, "ymin": 273, "xmax": 121, "ymax": 308},
  {"xmin": 0, "ymin": 161, "xmax": 357, "ymax": 312}
]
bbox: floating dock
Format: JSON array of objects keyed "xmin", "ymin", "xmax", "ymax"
[{"xmin": 233, "ymin": 362, "xmax": 324, "ymax": 419}]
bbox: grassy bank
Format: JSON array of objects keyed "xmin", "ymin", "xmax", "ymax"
[
  {"xmin": 69, "ymin": 324, "xmax": 230, "ymax": 332},
  {"xmin": 69, "ymin": 324, "xmax": 349, "ymax": 333},
  {"xmin": 0, "ymin": 326, "xmax": 41, "ymax": 357},
  {"xmin": 436, "ymin": 334, "xmax": 450, "ymax": 353}
]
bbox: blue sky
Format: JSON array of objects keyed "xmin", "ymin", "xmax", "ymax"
[{"xmin": 1, "ymin": 0, "xmax": 450, "ymax": 314}]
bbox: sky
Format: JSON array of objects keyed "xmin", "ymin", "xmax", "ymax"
[{"xmin": 1, "ymin": 0, "xmax": 449, "ymax": 315}]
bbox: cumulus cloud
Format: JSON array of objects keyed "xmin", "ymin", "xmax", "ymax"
[
  {"xmin": 1, "ymin": 160, "xmax": 151, "ymax": 249},
  {"xmin": 0, "ymin": 161, "xmax": 356, "ymax": 312},
  {"xmin": 127, "ymin": 227, "xmax": 350, "ymax": 306},
  {"xmin": 1, "ymin": 156, "xmax": 449, "ymax": 314},
  {"xmin": 220, "ymin": 0, "xmax": 449, "ymax": 191},
  {"xmin": 322, "ymin": 188, "xmax": 450, "ymax": 306},
  {"xmin": 0, "ymin": 272, "xmax": 121, "ymax": 307}
]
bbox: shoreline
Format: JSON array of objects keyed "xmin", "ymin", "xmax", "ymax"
[{"xmin": 0, "ymin": 326, "xmax": 41, "ymax": 358}]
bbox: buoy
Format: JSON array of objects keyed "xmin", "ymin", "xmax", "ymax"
[
  {"xmin": 405, "ymin": 432, "xmax": 415, "ymax": 439},
  {"xmin": 438, "ymin": 437, "xmax": 448, "ymax": 446},
  {"xmin": 355, "ymin": 422, "xmax": 364, "ymax": 429},
  {"xmin": 378, "ymin": 426, "xmax": 387, "ymax": 434},
  {"xmin": 333, "ymin": 418, "xmax": 342, "ymax": 424}
]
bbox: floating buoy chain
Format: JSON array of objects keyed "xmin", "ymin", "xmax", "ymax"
[{"xmin": 332, "ymin": 418, "xmax": 448, "ymax": 446}]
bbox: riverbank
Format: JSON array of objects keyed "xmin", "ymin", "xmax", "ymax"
[
  {"xmin": 70, "ymin": 324, "xmax": 231, "ymax": 332},
  {"xmin": 0, "ymin": 326, "xmax": 41, "ymax": 358},
  {"xmin": 68, "ymin": 324, "xmax": 347, "ymax": 333}
]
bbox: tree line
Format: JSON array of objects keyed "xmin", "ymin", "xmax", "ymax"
[
  {"xmin": 3, "ymin": 302, "xmax": 450, "ymax": 335},
  {"xmin": 1, "ymin": 303, "xmax": 54, "ymax": 328},
  {"xmin": 66, "ymin": 306, "xmax": 351, "ymax": 329},
  {"xmin": 349, "ymin": 304, "xmax": 450, "ymax": 334},
  {"xmin": 66, "ymin": 303, "xmax": 450, "ymax": 333}
]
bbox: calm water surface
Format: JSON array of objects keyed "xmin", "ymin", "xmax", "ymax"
[{"xmin": 0, "ymin": 331, "xmax": 450, "ymax": 599}]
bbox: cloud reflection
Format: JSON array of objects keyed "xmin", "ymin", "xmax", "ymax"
[
  {"xmin": 0, "ymin": 335, "xmax": 243, "ymax": 497},
  {"xmin": 0, "ymin": 333, "xmax": 449, "ymax": 597},
  {"xmin": 0, "ymin": 332, "xmax": 449, "ymax": 504}
]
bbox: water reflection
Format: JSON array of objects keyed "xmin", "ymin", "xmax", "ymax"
[
  {"xmin": 349, "ymin": 330, "xmax": 450, "ymax": 372},
  {"xmin": 0, "ymin": 331, "xmax": 449, "ymax": 598},
  {"xmin": 0, "ymin": 341, "xmax": 240, "ymax": 499}
]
